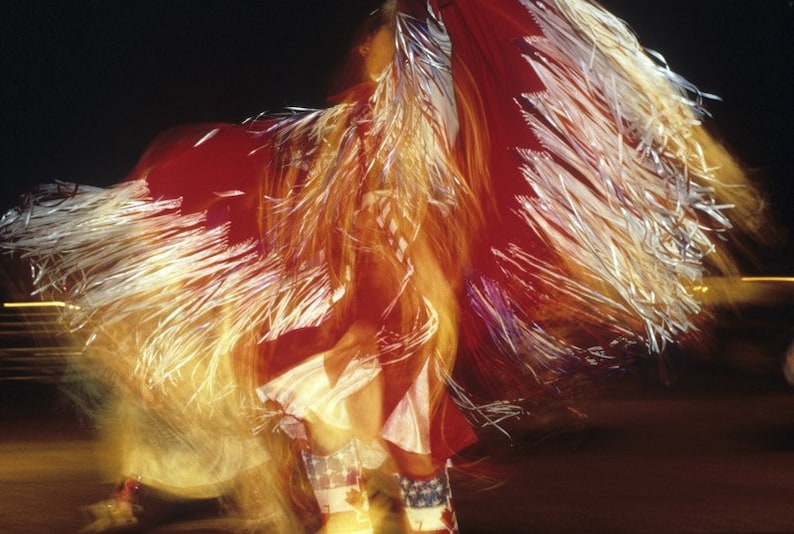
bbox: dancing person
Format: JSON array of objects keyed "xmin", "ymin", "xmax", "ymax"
[{"xmin": 1, "ymin": 1, "xmax": 766, "ymax": 532}]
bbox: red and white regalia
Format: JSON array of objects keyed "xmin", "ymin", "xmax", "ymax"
[{"xmin": 1, "ymin": 1, "xmax": 764, "ymax": 531}]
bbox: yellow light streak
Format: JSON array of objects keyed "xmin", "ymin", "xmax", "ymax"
[
  {"xmin": 3, "ymin": 301, "xmax": 80, "ymax": 310},
  {"xmin": 739, "ymin": 277, "xmax": 794, "ymax": 284}
]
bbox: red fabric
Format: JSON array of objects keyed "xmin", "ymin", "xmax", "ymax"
[
  {"xmin": 426, "ymin": 1, "xmax": 553, "ymax": 393},
  {"xmin": 130, "ymin": 121, "xmax": 276, "ymax": 246},
  {"xmin": 120, "ymin": 0, "xmax": 562, "ymax": 460},
  {"xmin": 128, "ymin": 117, "xmax": 476, "ymax": 459},
  {"xmin": 432, "ymin": 0, "xmax": 547, "ymax": 250}
]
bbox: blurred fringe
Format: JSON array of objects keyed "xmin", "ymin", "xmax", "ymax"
[
  {"xmin": 467, "ymin": 0, "xmax": 770, "ymax": 381},
  {"xmin": 0, "ymin": 0, "xmax": 774, "ymax": 524},
  {"xmin": 0, "ymin": 181, "xmax": 323, "ymax": 528}
]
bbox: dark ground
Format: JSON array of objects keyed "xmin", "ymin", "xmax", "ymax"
[{"xmin": 2, "ymin": 363, "xmax": 794, "ymax": 533}]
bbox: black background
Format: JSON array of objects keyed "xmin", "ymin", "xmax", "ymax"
[{"xmin": 2, "ymin": 0, "xmax": 792, "ymax": 269}]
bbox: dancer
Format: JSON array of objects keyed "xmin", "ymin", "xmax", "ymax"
[{"xmin": 1, "ymin": 1, "xmax": 765, "ymax": 532}]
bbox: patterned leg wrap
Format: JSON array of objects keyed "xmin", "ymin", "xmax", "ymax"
[
  {"xmin": 301, "ymin": 441, "xmax": 372, "ymax": 534},
  {"xmin": 396, "ymin": 465, "xmax": 458, "ymax": 533}
]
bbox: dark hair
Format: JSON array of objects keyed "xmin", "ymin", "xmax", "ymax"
[{"xmin": 325, "ymin": 1, "xmax": 396, "ymax": 98}]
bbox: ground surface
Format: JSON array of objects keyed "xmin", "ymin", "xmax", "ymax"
[{"xmin": 2, "ymin": 368, "xmax": 794, "ymax": 533}]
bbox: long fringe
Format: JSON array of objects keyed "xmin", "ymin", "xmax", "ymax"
[
  {"xmin": 462, "ymin": 0, "xmax": 767, "ymax": 393},
  {"xmin": 0, "ymin": 180, "xmax": 333, "ymax": 405},
  {"xmin": 0, "ymin": 0, "xmax": 767, "ymax": 486}
]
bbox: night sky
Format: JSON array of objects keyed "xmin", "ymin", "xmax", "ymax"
[{"xmin": 2, "ymin": 0, "xmax": 792, "ymax": 269}]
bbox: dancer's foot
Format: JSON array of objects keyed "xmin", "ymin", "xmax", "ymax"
[
  {"xmin": 302, "ymin": 441, "xmax": 374, "ymax": 534},
  {"xmin": 396, "ymin": 465, "xmax": 458, "ymax": 534},
  {"xmin": 79, "ymin": 476, "xmax": 222, "ymax": 533}
]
